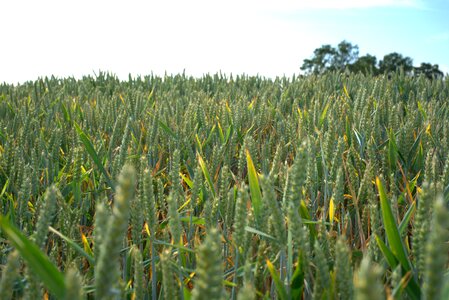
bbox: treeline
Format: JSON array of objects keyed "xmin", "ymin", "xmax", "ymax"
[{"xmin": 301, "ymin": 40, "xmax": 445, "ymax": 79}]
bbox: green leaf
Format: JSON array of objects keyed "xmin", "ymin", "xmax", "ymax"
[
  {"xmin": 375, "ymin": 234, "xmax": 398, "ymax": 268},
  {"xmin": 158, "ymin": 119, "xmax": 177, "ymax": 139},
  {"xmin": 61, "ymin": 102, "xmax": 71, "ymax": 123},
  {"xmin": 290, "ymin": 255, "xmax": 304, "ymax": 299},
  {"xmin": 197, "ymin": 154, "xmax": 215, "ymax": 198},
  {"xmin": 406, "ymin": 130, "xmax": 422, "ymax": 167},
  {"xmin": 319, "ymin": 102, "xmax": 330, "ymax": 128},
  {"xmin": 203, "ymin": 124, "xmax": 216, "ymax": 148},
  {"xmin": 180, "ymin": 216, "xmax": 205, "ymax": 225},
  {"xmin": 399, "ymin": 201, "xmax": 416, "ymax": 235},
  {"xmin": 299, "ymin": 200, "xmax": 317, "ymax": 238},
  {"xmin": 376, "ymin": 177, "xmax": 410, "ymax": 270},
  {"xmin": 0, "ymin": 216, "xmax": 66, "ymax": 298},
  {"xmin": 376, "ymin": 177, "xmax": 421, "ymax": 300},
  {"xmin": 74, "ymin": 122, "xmax": 114, "ymax": 190},
  {"xmin": 267, "ymin": 259, "xmax": 288, "ymax": 300},
  {"xmin": 225, "ymin": 124, "xmax": 233, "ymax": 144},
  {"xmin": 48, "ymin": 226, "xmax": 94, "ymax": 265},
  {"xmin": 388, "ymin": 129, "xmax": 398, "ymax": 172},
  {"xmin": 0, "ymin": 179, "xmax": 9, "ymax": 199},
  {"xmin": 345, "ymin": 116, "xmax": 352, "ymax": 146},
  {"xmin": 417, "ymin": 101, "xmax": 427, "ymax": 120},
  {"xmin": 217, "ymin": 121, "xmax": 225, "ymax": 144},
  {"xmin": 180, "ymin": 172, "xmax": 193, "ymax": 189},
  {"xmin": 152, "ymin": 240, "xmax": 196, "ymax": 253},
  {"xmin": 244, "ymin": 226, "xmax": 276, "ymax": 241},
  {"xmin": 246, "ymin": 150, "xmax": 263, "ymax": 226}
]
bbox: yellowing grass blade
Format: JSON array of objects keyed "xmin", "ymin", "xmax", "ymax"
[
  {"xmin": 343, "ymin": 84, "xmax": 350, "ymax": 99},
  {"xmin": 49, "ymin": 226, "xmax": 94, "ymax": 265},
  {"xmin": 198, "ymin": 154, "xmax": 215, "ymax": 198},
  {"xmin": 75, "ymin": 122, "xmax": 115, "ymax": 190},
  {"xmin": 266, "ymin": 259, "xmax": 287, "ymax": 300},
  {"xmin": 180, "ymin": 172, "xmax": 193, "ymax": 189},
  {"xmin": 329, "ymin": 197, "xmax": 335, "ymax": 223},
  {"xmin": 246, "ymin": 150, "xmax": 263, "ymax": 226},
  {"xmin": 81, "ymin": 233, "xmax": 94, "ymax": 259}
]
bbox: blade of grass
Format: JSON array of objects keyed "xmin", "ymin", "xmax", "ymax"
[
  {"xmin": 388, "ymin": 129, "xmax": 399, "ymax": 172},
  {"xmin": 267, "ymin": 259, "xmax": 288, "ymax": 300},
  {"xmin": 74, "ymin": 122, "xmax": 114, "ymax": 190},
  {"xmin": 49, "ymin": 226, "xmax": 94, "ymax": 265},
  {"xmin": 375, "ymin": 234, "xmax": 398, "ymax": 268},
  {"xmin": 376, "ymin": 177, "xmax": 410, "ymax": 270},
  {"xmin": 158, "ymin": 119, "xmax": 177, "ymax": 139},
  {"xmin": 376, "ymin": 177, "xmax": 421, "ymax": 300},
  {"xmin": 398, "ymin": 201, "xmax": 416, "ymax": 235},
  {"xmin": 375, "ymin": 234, "xmax": 420, "ymax": 300},
  {"xmin": 198, "ymin": 154, "xmax": 215, "ymax": 198},
  {"xmin": 0, "ymin": 216, "xmax": 66, "ymax": 298},
  {"xmin": 244, "ymin": 226, "xmax": 276, "ymax": 241},
  {"xmin": 246, "ymin": 150, "xmax": 263, "ymax": 226}
]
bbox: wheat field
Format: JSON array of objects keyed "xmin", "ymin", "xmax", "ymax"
[{"xmin": 0, "ymin": 72, "xmax": 449, "ymax": 299}]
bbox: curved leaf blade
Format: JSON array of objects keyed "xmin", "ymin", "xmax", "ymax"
[
  {"xmin": 246, "ymin": 150, "xmax": 263, "ymax": 226},
  {"xmin": 0, "ymin": 216, "xmax": 66, "ymax": 298}
]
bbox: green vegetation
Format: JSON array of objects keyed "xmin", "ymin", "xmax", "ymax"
[
  {"xmin": 301, "ymin": 40, "xmax": 444, "ymax": 79},
  {"xmin": 0, "ymin": 71, "xmax": 449, "ymax": 299}
]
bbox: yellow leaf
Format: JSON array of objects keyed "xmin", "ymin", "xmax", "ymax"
[
  {"xmin": 248, "ymin": 98, "xmax": 256, "ymax": 109},
  {"xmin": 343, "ymin": 84, "xmax": 350, "ymax": 99},
  {"xmin": 329, "ymin": 197, "xmax": 335, "ymax": 223},
  {"xmin": 426, "ymin": 123, "xmax": 431, "ymax": 135},
  {"xmin": 81, "ymin": 233, "xmax": 94, "ymax": 257},
  {"xmin": 225, "ymin": 101, "xmax": 231, "ymax": 113},
  {"xmin": 144, "ymin": 223, "xmax": 151, "ymax": 237}
]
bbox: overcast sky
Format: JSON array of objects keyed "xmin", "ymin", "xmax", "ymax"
[{"xmin": 1, "ymin": 0, "xmax": 448, "ymax": 83}]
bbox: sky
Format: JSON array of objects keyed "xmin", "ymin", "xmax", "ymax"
[{"xmin": 1, "ymin": 0, "xmax": 448, "ymax": 83}]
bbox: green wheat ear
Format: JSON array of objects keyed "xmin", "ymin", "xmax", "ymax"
[
  {"xmin": 167, "ymin": 191, "xmax": 182, "ymax": 245},
  {"xmin": 312, "ymin": 240, "xmax": 330, "ymax": 300},
  {"xmin": 64, "ymin": 266, "xmax": 83, "ymax": 300},
  {"xmin": 132, "ymin": 245, "xmax": 145, "ymax": 300},
  {"xmin": 33, "ymin": 184, "xmax": 59, "ymax": 249},
  {"xmin": 335, "ymin": 236, "xmax": 353, "ymax": 300},
  {"xmin": 260, "ymin": 175, "xmax": 286, "ymax": 247},
  {"xmin": 192, "ymin": 228, "xmax": 224, "ymax": 300},
  {"xmin": 422, "ymin": 196, "xmax": 449, "ymax": 300},
  {"xmin": 95, "ymin": 164, "xmax": 135, "ymax": 300},
  {"xmin": 0, "ymin": 250, "xmax": 20, "ymax": 300},
  {"xmin": 354, "ymin": 256, "xmax": 384, "ymax": 300},
  {"xmin": 237, "ymin": 283, "xmax": 256, "ymax": 300},
  {"xmin": 24, "ymin": 184, "xmax": 59, "ymax": 299},
  {"xmin": 233, "ymin": 184, "xmax": 249, "ymax": 251},
  {"xmin": 160, "ymin": 249, "xmax": 177, "ymax": 300},
  {"xmin": 93, "ymin": 201, "xmax": 109, "ymax": 261}
]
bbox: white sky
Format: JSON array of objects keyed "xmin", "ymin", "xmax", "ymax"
[{"xmin": 0, "ymin": 0, "xmax": 444, "ymax": 83}]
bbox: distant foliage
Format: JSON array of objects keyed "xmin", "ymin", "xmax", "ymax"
[{"xmin": 301, "ymin": 40, "xmax": 445, "ymax": 78}]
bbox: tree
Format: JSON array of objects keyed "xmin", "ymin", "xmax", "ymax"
[
  {"xmin": 379, "ymin": 52, "xmax": 413, "ymax": 74},
  {"xmin": 300, "ymin": 40, "xmax": 359, "ymax": 74},
  {"xmin": 414, "ymin": 63, "xmax": 444, "ymax": 79},
  {"xmin": 300, "ymin": 44, "xmax": 337, "ymax": 75},
  {"xmin": 332, "ymin": 40, "xmax": 359, "ymax": 71},
  {"xmin": 349, "ymin": 54, "xmax": 378, "ymax": 75},
  {"xmin": 301, "ymin": 42, "xmax": 445, "ymax": 78}
]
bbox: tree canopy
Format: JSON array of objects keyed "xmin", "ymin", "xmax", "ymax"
[{"xmin": 301, "ymin": 41, "xmax": 445, "ymax": 78}]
